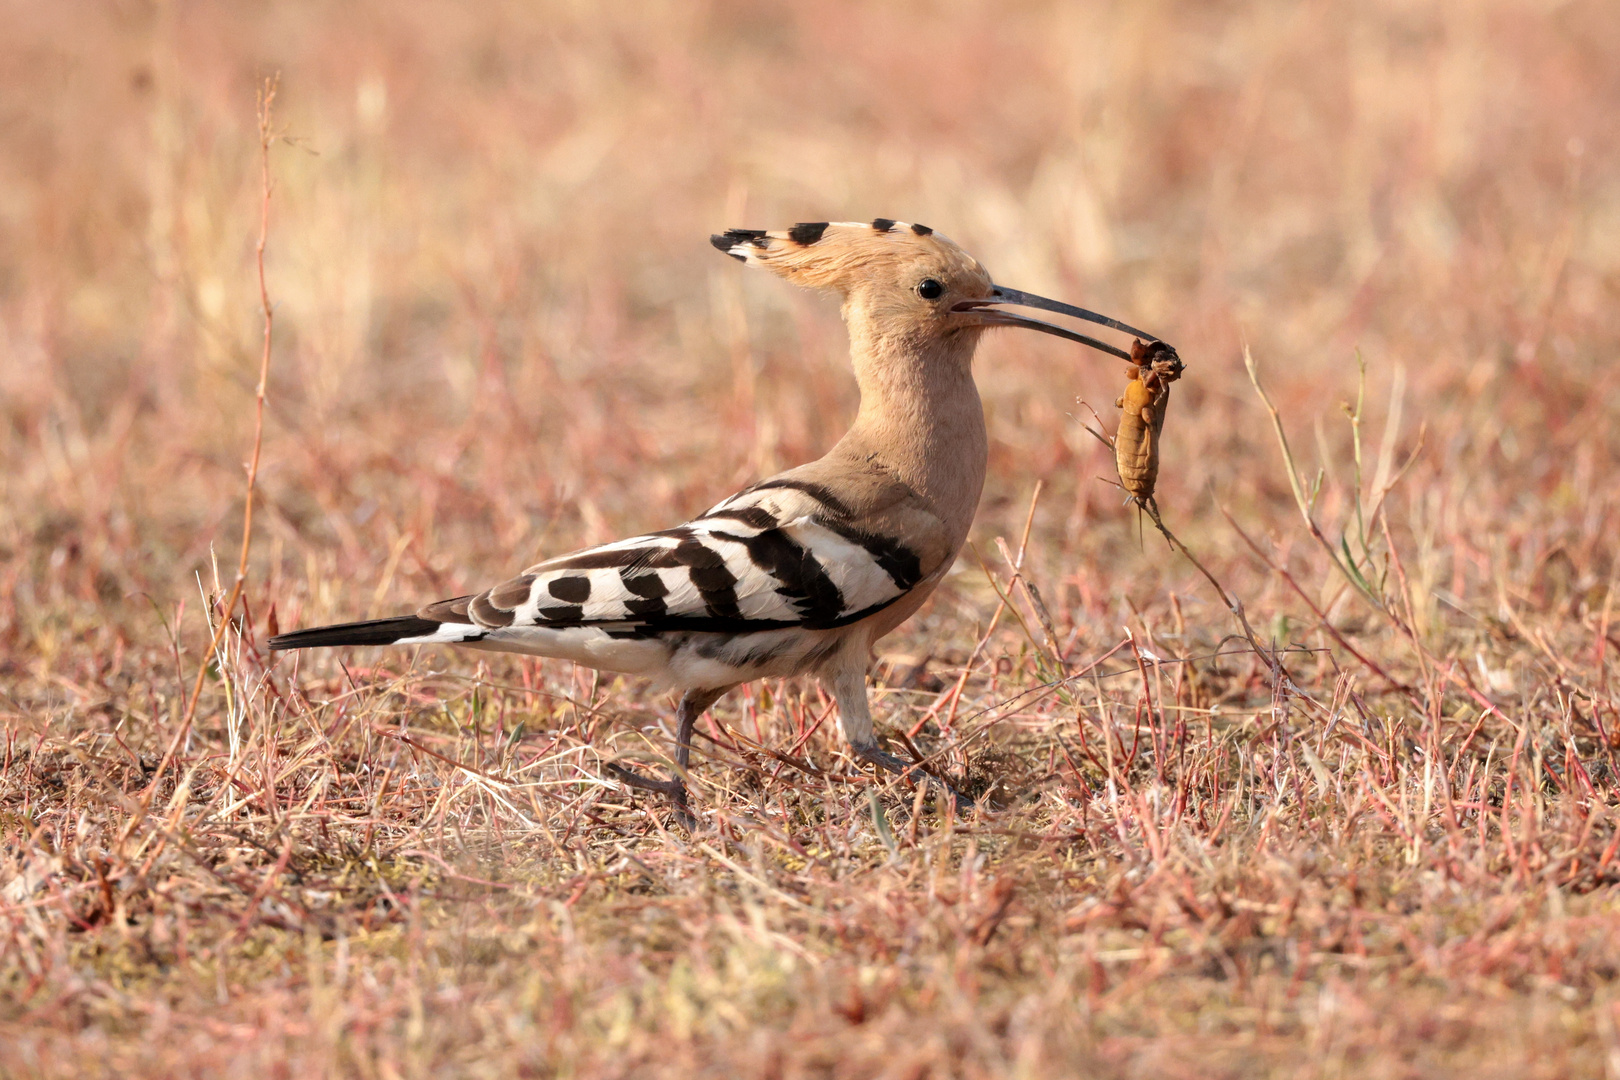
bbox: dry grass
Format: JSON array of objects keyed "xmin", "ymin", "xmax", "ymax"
[{"xmin": 5, "ymin": 1, "xmax": 1620, "ymax": 1076}]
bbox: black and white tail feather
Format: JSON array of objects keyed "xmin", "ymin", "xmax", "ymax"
[{"xmin": 266, "ymin": 613, "xmax": 476, "ymax": 650}]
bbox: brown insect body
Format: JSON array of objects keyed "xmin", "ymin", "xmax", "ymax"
[{"xmin": 1114, "ymin": 339, "xmax": 1184, "ymax": 510}]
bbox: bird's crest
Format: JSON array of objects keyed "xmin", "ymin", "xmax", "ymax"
[{"xmin": 710, "ymin": 219, "xmax": 986, "ymax": 295}]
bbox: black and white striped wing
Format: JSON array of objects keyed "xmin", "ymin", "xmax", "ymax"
[{"xmin": 444, "ymin": 483, "xmax": 940, "ymax": 637}]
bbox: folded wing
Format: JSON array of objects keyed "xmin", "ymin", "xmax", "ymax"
[{"xmin": 429, "ymin": 479, "xmax": 948, "ymax": 637}]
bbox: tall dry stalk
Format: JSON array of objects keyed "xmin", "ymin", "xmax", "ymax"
[{"xmin": 140, "ymin": 76, "xmax": 280, "ymax": 803}]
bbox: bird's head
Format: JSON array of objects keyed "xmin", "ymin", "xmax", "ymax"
[{"xmin": 711, "ymin": 219, "xmax": 1160, "ymax": 361}]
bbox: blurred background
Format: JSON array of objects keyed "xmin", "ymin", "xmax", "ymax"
[{"xmin": 2, "ymin": 0, "xmax": 1618, "ymax": 678}]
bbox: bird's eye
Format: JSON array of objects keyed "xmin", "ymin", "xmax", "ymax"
[{"xmin": 916, "ymin": 278, "xmax": 944, "ymax": 300}]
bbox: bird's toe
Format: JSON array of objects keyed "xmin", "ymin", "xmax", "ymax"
[
  {"xmin": 850, "ymin": 742, "xmax": 973, "ymax": 815},
  {"xmin": 605, "ymin": 762, "xmax": 701, "ymax": 829},
  {"xmin": 604, "ymin": 761, "xmax": 683, "ymax": 797}
]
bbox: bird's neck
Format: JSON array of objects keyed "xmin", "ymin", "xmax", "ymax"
[{"xmin": 832, "ymin": 325, "xmax": 988, "ymax": 544}]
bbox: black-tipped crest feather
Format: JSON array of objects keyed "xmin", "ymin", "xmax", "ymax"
[{"xmin": 788, "ymin": 221, "xmax": 829, "ymax": 245}]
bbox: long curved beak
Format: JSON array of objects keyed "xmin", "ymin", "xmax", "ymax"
[{"xmin": 954, "ymin": 285, "xmax": 1161, "ymax": 360}]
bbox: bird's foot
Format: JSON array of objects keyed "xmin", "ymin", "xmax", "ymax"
[
  {"xmin": 850, "ymin": 742, "xmax": 973, "ymax": 815},
  {"xmin": 603, "ymin": 763, "xmax": 695, "ymax": 829}
]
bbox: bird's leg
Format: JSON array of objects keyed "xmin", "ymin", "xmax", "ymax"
[
  {"xmin": 605, "ymin": 686, "xmax": 728, "ymax": 826},
  {"xmin": 826, "ymin": 656, "xmax": 973, "ymax": 814},
  {"xmin": 665, "ymin": 685, "xmax": 728, "ymax": 822}
]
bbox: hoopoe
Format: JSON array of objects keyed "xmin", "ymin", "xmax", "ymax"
[{"xmin": 270, "ymin": 220, "xmax": 1169, "ymax": 820}]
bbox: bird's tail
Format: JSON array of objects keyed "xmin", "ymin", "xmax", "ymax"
[{"xmin": 268, "ymin": 614, "xmax": 484, "ymax": 651}]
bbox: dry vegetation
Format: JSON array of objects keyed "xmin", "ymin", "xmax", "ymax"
[{"xmin": 4, "ymin": 1, "xmax": 1620, "ymax": 1076}]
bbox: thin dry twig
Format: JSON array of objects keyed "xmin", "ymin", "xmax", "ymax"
[{"xmin": 141, "ymin": 76, "xmax": 281, "ymax": 804}]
